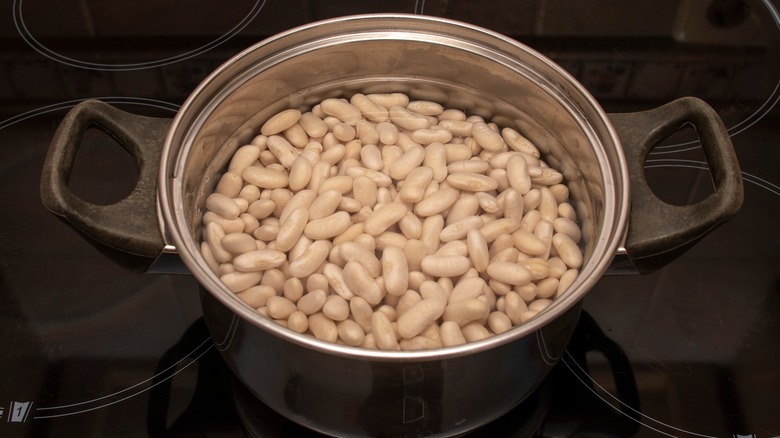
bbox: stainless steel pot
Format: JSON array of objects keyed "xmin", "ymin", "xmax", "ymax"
[{"xmin": 40, "ymin": 14, "xmax": 743, "ymax": 437}]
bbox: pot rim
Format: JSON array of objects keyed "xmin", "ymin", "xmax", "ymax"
[{"xmin": 158, "ymin": 13, "xmax": 630, "ymax": 361}]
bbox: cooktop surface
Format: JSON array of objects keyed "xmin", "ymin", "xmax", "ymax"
[{"xmin": 1, "ymin": 0, "xmax": 778, "ymax": 437}]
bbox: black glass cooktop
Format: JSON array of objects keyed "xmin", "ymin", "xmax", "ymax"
[{"xmin": 1, "ymin": 0, "xmax": 778, "ymax": 437}]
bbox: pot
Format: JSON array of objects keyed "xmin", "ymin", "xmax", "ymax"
[{"xmin": 39, "ymin": 14, "xmax": 743, "ymax": 437}]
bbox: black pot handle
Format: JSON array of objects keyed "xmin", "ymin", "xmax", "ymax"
[
  {"xmin": 40, "ymin": 99, "xmax": 170, "ymax": 270},
  {"xmin": 608, "ymin": 97, "xmax": 743, "ymax": 273}
]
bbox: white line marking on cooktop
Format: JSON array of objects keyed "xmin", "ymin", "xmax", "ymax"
[
  {"xmin": 34, "ymin": 337, "xmax": 213, "ymax": 418},
  {"xmin": 0, "ymin": 97, "xmax": 179, "ymax": 131},
  {"xmin": 11, "ymin": 0, "xmax": 266, "ymax": 71}
]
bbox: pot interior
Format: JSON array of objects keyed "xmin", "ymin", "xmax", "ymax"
[{"xmin": 160, "ymin": 14, "xmax": 628, "ymax": 354}]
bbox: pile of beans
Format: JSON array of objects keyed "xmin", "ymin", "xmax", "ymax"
[{"xmin": 199, "ymin": 92, "xmax": 583, "ymax": 351}]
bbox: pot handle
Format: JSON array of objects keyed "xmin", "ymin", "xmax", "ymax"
[
  {"xmin": 40, "ymin": 99, "xmax": 171, "ymax": 271},
  {"xmin": 608, "ymin": 97, "xmax": 743, "ymax": 273}
]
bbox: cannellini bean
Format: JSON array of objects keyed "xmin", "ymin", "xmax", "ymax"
[
  {"xmin": 512, "ymin": 228, "xmax": 548, "ymax": 256},
  {"xmin": 322, "ymin": 294, "xmax": 350, "ymax": 321},
  {"xmin": 276, "ymin": 283, "xmax": 302, "ymax": 306},
  {"xmin": 398, "ymin": 166, "xmax": 434, "ymax": 203},
  {"xmin": 506, "ymin": 154, "xmax": 531, "ymax": 194},
  {"xmin": 344, "ymin": 166, "xmax": 392, "ymax": 187},
  {"xmin": 440, "ymin": 216, "xmax": 483, "ymax": 243},
  {"xmin": 359, "ymin": 143, "xmax": 384, "ymax": 170},
  {"xmin": 304, "ymin": 211, "xmax": 351, "ymax": 240},
  {"xmin": 337, "ymin": 319, "xmax": 366, "ymax": 346},
  {"xmin": 221, "ymin": 232, "xmax": 257, "ymax": 255},
  {"xmin": 366, "ymin": 92, "xmax": 409, "ymax": 108},
  {"xmin": 420, "ymin": 255, "xmax": 471, "ymax": 277},
  {"xmin": 274, "ymin": 207, "xmax": 308, "ymax": 252},
  {"xmin": 520, "ymin": 258, "xmax": 550, "ymax": 280},
  {"xmin": 389, "ymin": 105, "xmax": 430, "ymax": 131},
  {"xmin": 446, "ymin": 172, "xmax": 498, "ymax": 192},
  {"xmin": 471, "ymin": 121, "xmax": 505, "ymax": 152},
  {"xmin": 287, "ymin": 240, "xmax": 329, "ymax": 278},
  {"xmin": 398, "ymin": 213, "xmax": 423, "ymax": 239},
  {"xmin": 504, "ymin": 291, "xmax": 528, "ymax": 324},
  {"xmin": 243, "ymin": 166, "xmax": 289, "ymax": 189},
  {"xmin": 465, "ymin": 229, "xmax": 489, "ymax": 273},
  {"xmin": 502, "ymin": 127, "xmax": 540, "ymax": 158},
  {"xmin": 288, "ymin": 311, "xmax": 309, "ymax": 333},
  {"xmin": 419, "ymin": 280, "xmax": 449, "ymax": 305},
  {"xmin": 553, "ymin": 233, "xmax": 582, "ymax": 269},
  {"xmin": 299, "ymin": 112, "xmax": 328, "ymax": 138},
  {"xmin": 486, "ymin": 261, "xmax": 532, "ymax": 286},
  {"xmin": 557, "ymin": 268, "xmax": 579, "ymax": 298},
  {"xmin": 349, "ymin": 296, "xmax": 374, "ymax": 333},
  {"xmin": 288, "ymin": 157, "xmax": 312, "ymax": 191},
  {"xmin": 440, "ymin": 321, "xmax": 467, "ymax": 346},
  {"xmin": 237, "ymin": 285, "xmax": 277, "ymax": 308},
  {"xmin": 320, "ymin": 98, "xmax": 362, "ymax": 125},
  {"xmin": 261, "ymin": 109, "xmax": 301, "ymax": 136},
  {"xmin": 376, "ymin": 121, "xmax": 399, "ymax": 145},
  {"xmin": 442, "ymin": 299, "xmax": 490, "ymax": 327},
  {"xmin": 363, "ymin": 202, "xmax": 408, "ymax": 236},
  {"xmin": 461, "ymin": 322, "xmax": 491, "ymax": 342},
  {"xmin": 412, "ymin": 127, "xmax": 452, "ymax": 144},
  {"xmin": 424, "ymin": 142, "xmax": 448, "ymax": 182},
  {"xmin": 228, "ymin": 145, "xmax": 261, "ymax": 175},
  {"xmin": 448, "ymin": 276, "xmax": 487, "ymax": 304},
  {"xmin": 231, "ymin": 247, "xmax": 285, "ymax": 272},
  {"xmin": 307, "ymin": 189, "xmax": 342, "ymax": 220},
  {"xmin": 350, "ymin": 93, "xmax": 389, "ymax": 122},
  {"xmin": 437, "ymin": 120, "xmax": 472, "ymax": 137},
  {"xmin": 397, "ymin": 298, "xmax": 446, "ymax": 339},
  {"xmin": 266, "ymin": 296, "xmax": 297, "ymax": 320},
  {"xmin": 297, "ymin": 289, "xmax": 327, "ymax": 315},
  {"xmin": 487, "ymin": 311, "xmax": 512, "ymax": 334},
  {"xmin": 266, "ymin": 135, "xmax": 299, "ymax": 168},
  {"xmin": 338, "ymin": 241, "xmax": 382, "ymax": 277},
  {"xmin": 247, "ymin": 199, "xmax": 276, "ymax": 221},
  {"xmin": 479, "ymin": 218, "xmax": 521, "ymax": 243},
  {"xmin": 221, "ymin": 271, "xmax": 263, "ymax": 293},
  {"xmin": 215, "ymin": 171, "xmax": 243, "ymax": 198},
  {"xmin": 371, "ymin": 311, "xmax": 399, "ymax": 350},
  {"xmin": 382, "ymin": 246, "xmax": 409, "ymax": 297},
  {"xmin": 553, "ymin": 217, "xmax": 582, "ymax": 243},
  {"xmin": 414, "ymin": 188, "xmax": 460, "ymax": 217},
  {"xmin": 206, "ymin": 193, "xmax": 241, "ymax": 220},
  {"xmin": 342, "ymin": 261, "xmax": 383, "ymax": 306},
  {"xmin": 389, "ymin": 145, "xmax": 426, "ymax": 181},
  {"xmin": 309, "ymin": 312, "xmax": 338, "ymax": 342},
  {"xmin": 283, "ymin": 123, "xmax": 309, "ymax": 149}
]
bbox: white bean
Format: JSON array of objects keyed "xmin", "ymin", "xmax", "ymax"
[
  {"xmin": 442, "ymin": 299, "xmax": 490, "ymax": 327},
  {"xmin": 446, "ymin": 172, "xmax": 498, "ymax": 192},
  {"xmin": 261, "ymin": 109, "xmax": 301, "ymax": 136},
  {"xmin": 553, "ymin": 233, "xmax": 583, "ymax": 269},
  {"xmin": 382, "ymin": 246, "xmax": 410, "ymax": 297},
  {"xmin": 342, "ymin": 261, "xmax": 384, "ymax": 306},
  {"xmin": 299, "ymin": 112, "xmax": 328, "ymax": 138},
  {"xmin": 350, "ymin": 93, "xmax": 389, "ymax": 122},
  {"xmin": 287, "ymin": 240, "xmax": 329, "ymax": 278},
  {"xmin": 242, "ymin": 166, "xmax": 289, "ymax": 189},
  {"xmin": 304, "ymin": 211, "xmax": 351, "ymax": 240},
  {"xmin": 397, "ymin": 298, "xmax": 446, "ymax": 339},
  {"xmin": 371, "ymin": 311, "xmax": 399, "ymax": 350},
  {"xmin": 320, "ymin": 98, "xmax": 362, "ymax": 125},
  {"xmin": 420, "ymin": 255, "xmax": 471, "ymax": 277},
  {"xmin": 486, "ymin": 261, "xmax": 532, "ymax": 286}
]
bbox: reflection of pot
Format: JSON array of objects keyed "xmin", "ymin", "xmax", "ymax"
[{"xmin": 40, "ymin": 14, "xmax": 742, "ymax": 437}]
